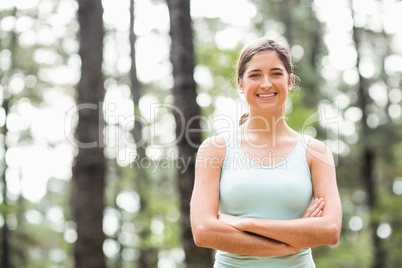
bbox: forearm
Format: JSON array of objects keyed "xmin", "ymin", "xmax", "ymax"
[
  {"xmin": 193, "ymin": 219, "xmax": 299, "ymax": 256},
  {"xmin": 242, "ymin": 216, "xmax": 340, "ymax": 248},
  {"xmin": 240, "ymin": 190, "xmax": 342, "ymax": 248},
  {"xmin": 219, "ymin": 195, "xmax": 342, "ymax": 248}
]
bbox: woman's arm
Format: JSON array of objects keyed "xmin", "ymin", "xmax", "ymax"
[
  {"xmin": 190, "ymin": 136, "xmax": 299, "ymax": 256},
  {"xmin": 218, "ymin": 139, "xmax": 342, "ymax": 248}
]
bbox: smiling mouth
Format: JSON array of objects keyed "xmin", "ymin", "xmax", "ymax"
[{"xmin": 257, "ymin": 93, "xmax": 277, "ymax": 99}]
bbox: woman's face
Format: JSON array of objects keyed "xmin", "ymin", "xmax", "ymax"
[{"xmin": 239, "ymin": 50, "xmax": 292, "ymax": 115}]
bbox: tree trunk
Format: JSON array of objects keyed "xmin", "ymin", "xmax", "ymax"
[
  {"xmin": 0, "ymin": 7, "xmax": 18, "ymax": 268},
  {"xmin": 280, "ymin": 0, "xmax": 293, "ymax": 44},
  {"xmin": 349, "ymin": 1, "xmax": 386, "ymax": 267},
  {"xmin": 1, "ymin": 65, "xmax": 11, "ymax": 268},
  {"xmin": 166, "ymin": 0, "xmax": 214, "ymax": 266},
  {"xmin": 72, "ymin": 0, "xmax": 106, "ymax": 267},
  {"xmin": 129, "ymin": 0, "xmax": 157, "ymax": 267}
]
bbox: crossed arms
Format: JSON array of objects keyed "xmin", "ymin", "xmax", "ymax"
[{"xmin": 190, "ymin": 136, "xmax": 342, "ymax": 256}]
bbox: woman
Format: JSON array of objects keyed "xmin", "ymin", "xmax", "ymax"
[{"xmin": 190, "ymin": 37, "xmax": 342, "ymax": 267}]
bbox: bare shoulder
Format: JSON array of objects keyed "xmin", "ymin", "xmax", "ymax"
[
  {"xmin": 306, "ymin": 137, "xmax": 328, "ymax": 154},
  {"xmin": 199, "ymin": 134, "xmax": 226, "ymax": 149},
  {"xmin": 197, "ymin": 134, "xmax": 227, "ymax": 168},
  {"xmin": 305, "ymin": 137, "xmax": 335, "ymax": 168}
]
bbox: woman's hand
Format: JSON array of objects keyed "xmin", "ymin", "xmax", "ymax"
[{"xmin": 302, "ymin": 198, "xmax": 325, "ymax": 218}]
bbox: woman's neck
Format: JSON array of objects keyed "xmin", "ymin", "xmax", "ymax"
[
  {"xmin": 248, "ymin": 105, "xmax": 289, "ymax": 128},
  {"xmin": 241, "ymin": 112, "xmax": 292, "ymax": 139}
]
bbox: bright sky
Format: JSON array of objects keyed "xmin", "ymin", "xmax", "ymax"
[{"xmin": 0, "ymin": 1, "xmax": 401, "ymax": 255}]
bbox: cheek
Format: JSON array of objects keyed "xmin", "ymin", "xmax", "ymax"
[{"xmin": 242, "ymin": 80, "xmax": 256, "ymax": 90}]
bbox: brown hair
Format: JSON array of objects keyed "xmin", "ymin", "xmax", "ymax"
[{"xmin": 236, "ymin": 37, "xmax": 297, "ymax": 126}]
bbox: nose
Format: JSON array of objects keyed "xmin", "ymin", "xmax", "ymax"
[{"xmin": 260, "ymin": 75, "xmax": 272, "ymax": 89}]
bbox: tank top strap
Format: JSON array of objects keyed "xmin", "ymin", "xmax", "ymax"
[
  {"xmin": 221, "ymin": 133, "xmax": 242, "ymax": 169},
  {"xmin": 300, "ymin": 134, "xmax": 312, "ymax": 152},
  {"xmin": 222, "ymin": 133, "xmax": 238, "ymax": 149},
  {"xmin": 288, "ymin": 134, "xmax": 312, "ymax": 173}
]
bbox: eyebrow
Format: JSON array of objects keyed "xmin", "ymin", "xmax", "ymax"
[{"xmin": 247, "ymin": 67, "xmax": 285, "ymax": 73}]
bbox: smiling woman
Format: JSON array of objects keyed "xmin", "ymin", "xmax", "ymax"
[
  {"xmin": 236, "ymin": 38, "xmax": 296, "ymax": 126},
  {"xmin": 238, "ymin": 51, "xmax": 292, "ymax": 118},
  {"xmin": 190, "ymin": 37, "xmax": 342, "ymax": 267}
]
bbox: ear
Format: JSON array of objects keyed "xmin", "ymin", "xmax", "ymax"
[
  {"xmin": 239, "ymin": 82, "xmax": 244, "ymax": 94},
  {"xmin": 288, "ymin": 74, "xmax": 293, "ymax": 91}
]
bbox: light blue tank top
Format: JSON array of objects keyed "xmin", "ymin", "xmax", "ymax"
[{"xmin": 215, "ymin": 134, "xmax": 315, "ymax": 268}]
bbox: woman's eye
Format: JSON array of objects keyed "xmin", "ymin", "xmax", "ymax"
[
  {"xmin": 249, "ymin": 74, "xmax": 259, "ymax": 78},
  {"xmin": 272, "ymin": 72, "xmax": 282, "ymax": 76}
]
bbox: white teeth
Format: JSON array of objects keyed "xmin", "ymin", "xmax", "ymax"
[{"xmin": 258, "ymin": 93, "xmax": 276, "ymax": 98}]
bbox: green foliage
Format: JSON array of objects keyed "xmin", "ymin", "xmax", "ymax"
[
  {"xmin": 1, "ymin": 0, "xmax": 402, "ymax": 267},
  {"xmin": 286, "ymin": 90, "xmax": 318, "ymax": 131},
  {"xmin": 195, "ymin": 41, "xmax": 242, "ymax": 120},
  {"xmin": 314, "ymin": 234, "xmax": 373, "ymax": 267}
]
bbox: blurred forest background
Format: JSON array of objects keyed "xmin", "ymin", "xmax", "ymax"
[{"xmin": 1, "ymin": 0, "xmax": 402, "ymax": 267}]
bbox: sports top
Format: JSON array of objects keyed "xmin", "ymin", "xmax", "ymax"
[{"xmin": 215, "ymin": 134, "xmax": 315, "ymax": 268}]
